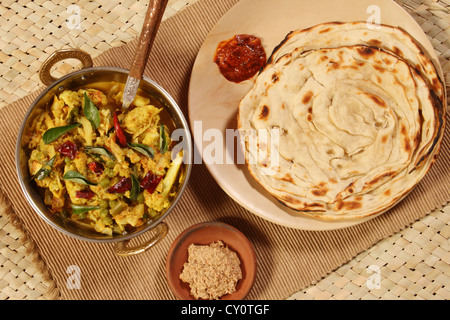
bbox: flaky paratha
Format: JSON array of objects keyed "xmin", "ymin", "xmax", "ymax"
[
  {"xmin": 238, "ymin": 23, "xmax": 445, "ymax": 220},
  {"xmin": 269, "ymin": 22, "xmax": 444, "ymax": 103}
]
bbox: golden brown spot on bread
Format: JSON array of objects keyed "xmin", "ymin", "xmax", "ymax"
[
  {"xmin": 272, "ymin": 73, "xmax": 279, "ymax": 83},
  {"xmin": 356, "ymin": 46, "xmax": 376, "ymax": 58},
  {"xmin": 281, "ymin": 195, "xmax": 301, "ymax": 205},
  {"xmin": 364, "ymin": 92, "xmax": 386, "ymax": 107},
  {"xmin": 302, "ymin": 91, "xmax": 313, "ymax": 104},
  {"xmin": 404, "ymin": 137, "xmax": 411, "ymax": 152},
  {"xmin": 401, "ymin": 124, "xmax": 407, "ymax": 136},
  {"xmin": 303, "ymin": 203, "xmax": 326, "ymax": 211},
  {"xmin": 367, "ymin": 171, "xmax": 396, "ymax": 186},
  {"xmin": 377, "ymin": 76, "xmax": 382, "ymax": 84},
  {"xmin": 370, "ymin": 94, "xmax": 386, "ymax": 107},
  {"xmin": 384, "ymin": 189, "xmax": 391, "ymax": 196},
  {"xmin": 259, "ymin": 105, "xmax": 269, "ymax": 120},
  {"xmin": 281, "ymin": 174, "xmax": 293, "ymax": 183},
  {"xmin": 384, "ymin": 57, "xmax": 394, "ymax": 65},
  {"xmin": 319, "ymin": 27, "xmax": 332, "ymax": 34},
  {"xmin": 336, "ymin": 200, "xmax": 362, "ymax": 211},
  {"xmin": 344, "ymin": 182, "xmax": 355, "ymax": 194},
  {"xmin": 328, "ymin": 61, "xmax": 339, "ymax": 70},
  {"xmin": 373, "ymin": 65, "xmax": 386, "ymax": 73},
  {"xmin": 312, "ymin": 188, "xmax": 327, "ymax": 197},
  {"xmin": 311, "ymin": 183, "xmax": 328, "ymax": 197},
  {"xmin": 381, "ymin": 135, "xmax": 389, "ymax": 143},
  {"xmin": 392, "ymin": 46, "xmax": 403, "ymax": 56},
  {"xmin": 432, "ymin": 77, "xmax": 440, "ymax": 91},
  {"xmin": 368, "ymin": 39, "xmax": 382, "ymax": 46}
]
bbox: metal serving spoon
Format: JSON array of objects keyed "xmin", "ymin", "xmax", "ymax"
[{"xmin": 122, "ymin": 0, "xmax": 168, "ymax": 109}]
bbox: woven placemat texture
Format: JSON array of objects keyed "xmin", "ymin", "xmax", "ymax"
[
  {"xmin": 0, "ymin": 0, "xmax": 198, "ymax": 300},
  {"xmin": 288, "ymin": 206, "xmax": 450, "ymax": 300},
  {"xmin": 0, "ymin": 193, "xmax": 58, "ymax": 300},
  {"xmin": 0, "ymin": 0, "xmax": 449, "ymax": 300},
  {"xmin": 0, "ymin": 0, "xmax": 197, "ymax": 110}
]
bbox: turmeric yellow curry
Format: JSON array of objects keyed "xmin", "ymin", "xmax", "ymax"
[{"xmin": 27, "ymin": 84, "xmax": 183, "ymax": 236}]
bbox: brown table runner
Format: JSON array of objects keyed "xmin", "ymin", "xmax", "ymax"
[{"xmin": 0, "ymin": 0, "xmax": 449, "ymax": 300}]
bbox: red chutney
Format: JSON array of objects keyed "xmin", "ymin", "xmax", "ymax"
[{"xmin": 214, "ymin": 34, "xmax": 266, "ymax": 83}]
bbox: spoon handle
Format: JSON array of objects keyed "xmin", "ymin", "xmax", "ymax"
[{"xmin": 129, "ymin": 0, "xmax": 168, "ymax": 80}]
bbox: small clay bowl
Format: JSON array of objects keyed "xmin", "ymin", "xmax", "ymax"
[{"xmin": 165, "ymin": 221, "xmax": 257, "ymax": 300}]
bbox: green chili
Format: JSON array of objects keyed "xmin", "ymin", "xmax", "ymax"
[
  {"xmin": 71, "ymin": 204, "xmax": 100, "ymax": 215},
  {"xmin": 159, "ymin": 124, "xmax": 168, "ymax": 154},
  {"xmin": 32, "ymin": 155, "xmax": 56, "ymax": 181}
]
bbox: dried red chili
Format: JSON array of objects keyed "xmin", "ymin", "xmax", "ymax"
[
  {"xmin": 88, "ymin": 162, "xmax": 104, "ymax": 175},
  {"xmin": 57, "ymin": 140, "xmax": 78, "ymax": 159},
  {"xmin": 75, "ymin": 190, "xmax": 96, "ymax": 200},
  {"xmin": 107, "ymin": 177, "xmax": 131, "ymax": 193},
  {"xmin": 140, "ymin": 172, "xmax": 163, "ymax": 194},
  {"xmin": 113, "ymin": 111, "xmax": 127, "ymax": 147}
]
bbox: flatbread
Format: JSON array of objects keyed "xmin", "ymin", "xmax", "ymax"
[
  {"xmin": 269, "ymin": 22, "xmax": 444, "ymax": 103},
  {"xmin": 238, "ymin": 23, "xmax": 445, "ymax": 220}
]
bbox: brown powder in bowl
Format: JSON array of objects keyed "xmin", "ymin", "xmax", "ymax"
[{"xmin": 179, "ymin": 240, "xmax": 242, "ymax": 300}]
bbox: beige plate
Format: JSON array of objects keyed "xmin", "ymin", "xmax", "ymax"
[{"xmin": 188, "ymin": 0, "xmax": 444, "ymax": 230}]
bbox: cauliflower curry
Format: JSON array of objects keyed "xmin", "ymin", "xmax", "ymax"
[{"xmin": 27, "ymin": 83, "xmax": 184, "ymax": 236}]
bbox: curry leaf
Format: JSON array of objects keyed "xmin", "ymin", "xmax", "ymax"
[
  {"xmin": 43, "ymin": 123, "xmax": 81, "ymax": 145},
  {"xmin": 71, "ymin": 204, "xmax": 100, "ymax": 215},
  {"xmin": 63, "ymin": 170, "xmax": 98, "ymax": 186},
  {"xmin": 83, "ymin": 92, "xmax": 100, "ymax": 130},
  {"xmin": 67, "ymin": 107, "xmax": 80, "ymax": 124},
  {"xmin": 130, "ymin": 174, "xmax": 140, "ymax": 202},
  {"xmin": 127, "ymin": 142, "xmax": 155, "ymax": 159},
  {"xmin": 159, "ymin": 124, "xmax": 168, "ymax": 155},
  {"xmin": 32, "ymin": 155, "xmax": 56, "ymax": 181},
  {"xmin": 84, "ymin": 146, "xmax": 116, "ymax": 161}
]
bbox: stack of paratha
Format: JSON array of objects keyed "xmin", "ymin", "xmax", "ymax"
[{"xmin": 237, "ymin": 22, "xmax": 446, "ymax": 220}]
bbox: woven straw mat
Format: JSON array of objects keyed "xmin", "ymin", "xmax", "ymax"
[{"xmin": 0, "ymin": 0, "xmax": 449, "ymax": 300}]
